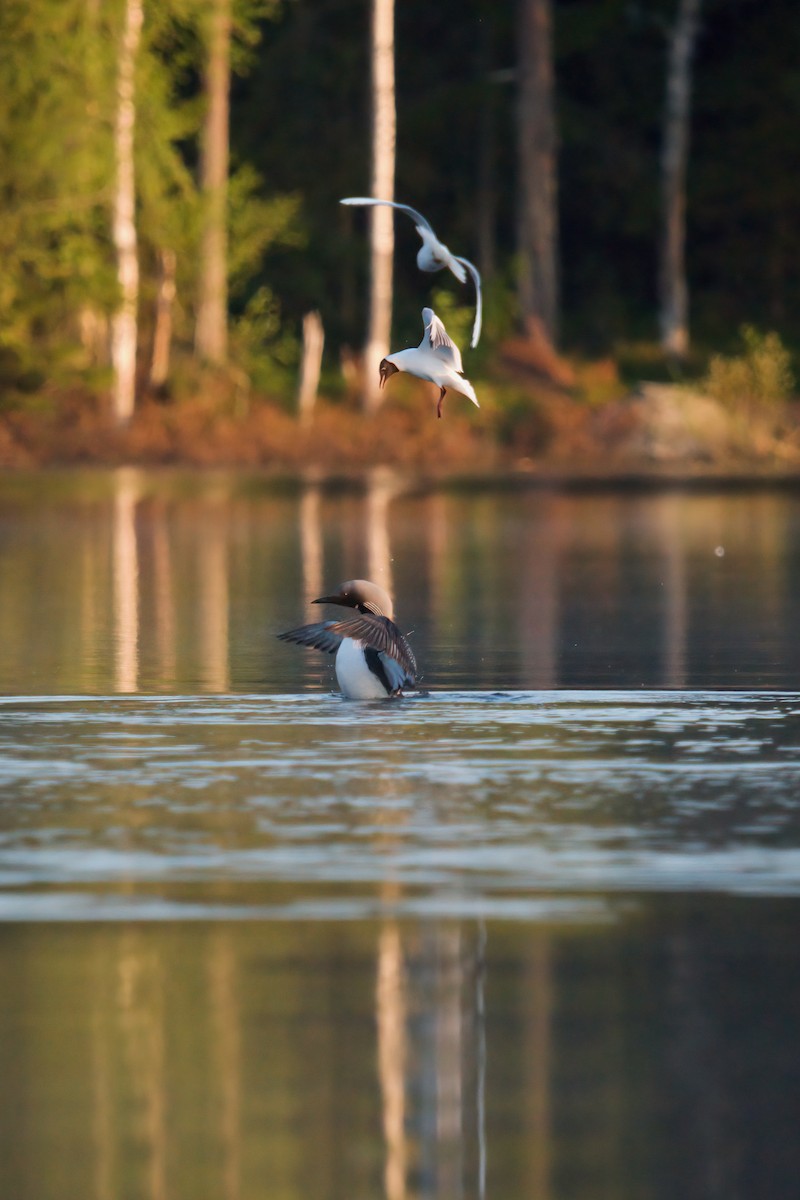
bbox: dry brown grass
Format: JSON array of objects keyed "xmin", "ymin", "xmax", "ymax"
[
  {"xmin": 1, "ymin": 369, "xmax": 798, "ymax": 477},
  {"xmin": 0, "ymin": 382, "xmax": 498, "ymax": 472}
]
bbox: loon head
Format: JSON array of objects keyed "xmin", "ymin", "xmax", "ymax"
[{"xmin": 313, "ymin": 579, "xmax": 394, "ymax": 620}]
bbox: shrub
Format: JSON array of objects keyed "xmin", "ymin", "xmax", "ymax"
[{"xmin": 704, "ymin": 326, "xmax": 795, "ymax": 408}]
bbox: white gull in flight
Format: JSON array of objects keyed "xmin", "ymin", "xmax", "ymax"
[
  {"xmin": 340, "ymin": 197, "xmax": 483, "ymax": 348},
  {"xmin": 379, "ymin": 307, "xmax": 479, "ymax": 419}
]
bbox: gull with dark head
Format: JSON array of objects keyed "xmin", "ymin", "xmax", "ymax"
[
  {"xmin": 340, "ymin": 197, "xmax": 483, "ymax": 348},
  {"xmin": 379, "ymin": 308, "xmax": 479, "ymax": 419},
  {"xmin": 278, "ymin": 579, "xmax": 417, "ymax": 700}
]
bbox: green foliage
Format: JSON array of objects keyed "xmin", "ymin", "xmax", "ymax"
[
  {"xmin": 225, "ymin": 164, "xmax": 303, "ymax": 395},
  {"xmin": 230, "ymin": 0, "xmax": 281, "ymax": 73},
  {"xmin": 0, "ymin": 0, "xmax": 299, "ymax": 395},
  {"xmin": 428, "ymin": 287, "xmax": 474, "ymax": 354},
  {"xmin": 227, "ymin": 165, "xmax": 303, "ymax": 298},
  {"xmin": 704, "ymin": 327, "xmax": 795, "ymax": 409},
  {"xmin": 0, "ymin": 0, "xmax": 210, "ymax": 373},
  {"xmin": 136, "ymin": 4, "xmax": 204, "ymax": 353},
  {"xmin": 229, "ymin": 285, "xmax": 298, "ymax": 395},
  {"xmin": 0, "ymin": 0, "xmax": 115, "ymax": 365},
  {"xmin": 428, "ymin": 269, "xmax": 517, "ymax": 365}
]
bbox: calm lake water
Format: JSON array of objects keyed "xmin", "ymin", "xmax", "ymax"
[{"xmin": 1, "ymin": 469, "xmax": 800, "ymax": 1199}]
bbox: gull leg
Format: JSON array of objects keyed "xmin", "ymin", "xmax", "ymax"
[{"xmin": 437, "ymin": 386, "xmax": 446, "ymax": 419}]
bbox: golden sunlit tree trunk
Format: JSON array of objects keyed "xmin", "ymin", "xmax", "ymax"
[
  {"xmin": 516, "ymin": 0, "xmax": 559, "ymax": 347},
  {"xmin": 659, "ymin": 0, "xmax": 702, "ymax": 360},
  {"xmin": 198, "ymin": 497, "xmax": 230, "ymax": 693},
  {"xmin": 149, "ymin": 247, "xmax": 176, "ymax": 389},
  {"xmin": 113, "ymin": 467, "xmax": 140, "ymax": 693},
  {"xmin": 111, "ymin": 0, "xmax": 143, "ymax": 425},
  {"xmin": 297, "ymin": 310, "xmax": 325, "ymax": 424},
  {"xmin": 362, "ymin": 0, "xmax": 396, "ymax": 413},
  {"xmin": 195, "ymin": 0, "xmax": 231, "ymax": 365}
]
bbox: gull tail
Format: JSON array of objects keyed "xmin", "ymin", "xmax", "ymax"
[{"xmin": 458, "ymin": 376, "xmax": 480, "ymax": 408}]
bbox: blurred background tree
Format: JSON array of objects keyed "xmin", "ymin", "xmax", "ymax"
[
  {"xmin": 1, "ymin": 0, "xmax": 799, "ymax": 412},
  {"xmin": 0, "ymin": 0, "xmax": 116, "ymax": 384}
]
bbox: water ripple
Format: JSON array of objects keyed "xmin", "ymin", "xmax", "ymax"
[{"xmin": 1, "ymin": 690, "xmax": 800, "ymax": 918}]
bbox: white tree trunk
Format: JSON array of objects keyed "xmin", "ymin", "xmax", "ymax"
[
  {"xmin": 195, "ymin": 0, "xmax": 231, "ymax": 365},
  {"xmin": 363, "ymin": 0, "xmax": 396, "ymax": 413},
  {"xmin": 516, "ymin": 0, "xmax": 559, "ymax": 346},
  {"xmin": 297, "ymin": 310, "xmax": 325, "ymax": 424},
  {"xmin": 659, "ymin": 0, "xmax": 702, "ymax": 359},
  {"xmin": 110, "ymin": 0, "xmax": 143, "ymax": 426}
]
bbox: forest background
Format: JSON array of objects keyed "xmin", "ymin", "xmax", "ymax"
[{"xmin": 1, "ymin": 0, "xmax": 798, "ymax": 473}]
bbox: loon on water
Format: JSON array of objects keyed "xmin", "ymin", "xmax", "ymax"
[{"xmin": 278, "ymin": 579, "xmax": 417, "ymax": 700}]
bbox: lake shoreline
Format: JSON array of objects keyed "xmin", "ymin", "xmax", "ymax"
[
  {"xmin": 4, "ymin": 462, "xmax": 800, "ymax": 497},
  {"xmin": 2, "ymin": 382, "xmax": 799, "ymax": 483}
]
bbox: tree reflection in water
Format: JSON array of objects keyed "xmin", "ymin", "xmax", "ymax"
[{"xmin": 113, "ymin": 468, "xmax": 140, "ymax": 693}]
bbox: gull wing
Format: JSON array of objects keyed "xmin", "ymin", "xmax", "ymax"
[
  {"xmin": 454, "ymin": 256, "xmax": 483, "ymax": 348},
  {"xmin": 278, "ymin": 615, "xmax": 417, "ymax": 681},
  {"xmin": 340, "ymin": 197, "xmax": 435, "ymax": 236},
  {"xmin": 420, "ymin": 307, "xmax": 463, "ymax": 373}
]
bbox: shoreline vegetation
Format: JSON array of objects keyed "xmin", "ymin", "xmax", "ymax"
[
  {"xmin": 5, "ymin": 4, "xmax": 799, "ymax": 483},
  {"xmin": 1, "ymin": 331, "xmax": 798, "ymax": 479},
  {"xmin": 2, "ymin": 388, "xmax": 798, "ymax": 479}
]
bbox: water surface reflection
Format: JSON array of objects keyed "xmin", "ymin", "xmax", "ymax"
[
  {"xmin": 0, "ymin": 909, "xmax": 798, "ymax": 1200},
  {"xmin": 2, "ymin": 472, "xmax": 800, "ymax": 1199},
  {"xmin": 2, "ymin": 691, "xmax": 800, "ymax": 916},
  {"xmin": 1, "ymin": 471, "xmax": 800, "ymax": 692}
]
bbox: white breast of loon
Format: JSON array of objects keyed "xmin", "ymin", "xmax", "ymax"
[{"xmin": 335, "ymin": 638, "xmax": 391, "ymax": 700}]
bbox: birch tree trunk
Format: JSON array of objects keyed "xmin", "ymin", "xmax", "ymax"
[
  {"xmin": 297, "ymin": 310, "xmax": 325, "ymax": 424},
  {"xmin": 516, "ymin": 0, "xmax": 559, "ymax": 346},
  {"xmin": 195, "ymin": 0, "xmax": 231, "ymax": 365},
  {"xmin": 659, "ymin": 0, "xmax": 702, "ymax": 359},
  {"xmin": 110, "ymin": 0, "xmax": 143, "ymax": 426},
  {"xmin": 362, "ymin": 0, "xmax": 396, "ymax": 413}
]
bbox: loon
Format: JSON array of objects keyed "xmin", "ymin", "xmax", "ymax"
[{"xmin": 278, "ymin": 579, "xmax": 417, "ymax": 700}]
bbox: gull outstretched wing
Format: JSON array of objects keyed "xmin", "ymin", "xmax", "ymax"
[
  {"xmin": 340, "ymin": 197, "xmax": 435, "ymax": 237},
  {"xmin": 420, "ymin": 307, "xmax": 463, "ymax": 373}
]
